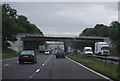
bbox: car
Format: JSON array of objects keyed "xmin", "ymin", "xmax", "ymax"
[
  {"xmin": 56, "ymin": 51, "xmax": 65, "ymax": 59},
  {"xmin": 45, "ymin": 51, "xmax": 50, "ymax": 55},
  {"xmin": 18, "ymin": 50, "xmax": 37, "ymax": 64},
  {"xmin": 77, "ymin": 50, "xmax": 81, "ymax": 53},
  {"xmin": 74, "ymin": 50, "xmax": 81, "ymax": 55},
  {"xmin": 83, "ymin": 47, "xmax": 93, "ymax": 55},
  {"xmin": 53, "ymin": 50, "xmax": 58, "ymax": 55}
]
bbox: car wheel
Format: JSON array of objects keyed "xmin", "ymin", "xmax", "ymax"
[
  {"xmin": 19, "ymin": 61, "xmax": 22, "ymax": 64},
  {"xmin": 35, "ymin": 60, "xmax": 37, "ymax": 63},
  {"xmin": 32, "ymin": 60, "xmax": 35, "ymax": 64}
]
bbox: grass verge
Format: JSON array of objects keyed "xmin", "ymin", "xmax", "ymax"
[
  {"xmin": 2, "ymin": 54, "xmax": 19, "ymax": 59},
  {"xmin": 2, "ymin": 47, "xmax": 19, "ymax": 59},
  {"xmin": 67, "ymin": 54, "xmax": 119, "ymax": 80}
]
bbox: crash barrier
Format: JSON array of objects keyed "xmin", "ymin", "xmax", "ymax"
[{"xmin": 85, "ymin": 55, "xmax": 120, "ymax": 64}]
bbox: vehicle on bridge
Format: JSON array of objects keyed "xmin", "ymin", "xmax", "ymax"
[
  {"xmin": 18, "ymin": 50, "xmax": 37, "ymax": 64},
  {"xmin": 95, "ymin": 42, "xmax": 109, "ymax": 56},
  {"xmin": 83, "ymin": 47, "xmax": 93, "ymax": 55}
]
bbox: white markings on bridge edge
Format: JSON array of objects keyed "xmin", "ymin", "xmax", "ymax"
[{"xmin": 66, "ymin": 56, "xmax": 111, "ymax": 80}]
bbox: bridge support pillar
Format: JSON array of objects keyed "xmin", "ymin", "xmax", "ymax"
[{"xmin": 64, "ymin": 41, "xmax": 69, "ymax": 52}]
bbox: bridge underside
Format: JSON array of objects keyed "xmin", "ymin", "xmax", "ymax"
[
  {"xmin": 21, "ymin": 36, "xmax": 104, "ymax": 42},
  {"xmin": 21, "ymin": 36, "xmax": 104, "ymax": 51}
]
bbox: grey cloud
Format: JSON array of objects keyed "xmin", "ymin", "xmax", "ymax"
[{"xmin": 5, "ymin": 2, "xmax": 118, "ymax": 36}]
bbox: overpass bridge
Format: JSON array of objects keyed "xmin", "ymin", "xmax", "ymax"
[{"xmin": 19, "ymin": 34, "xmax": 110, "ymax": 52}]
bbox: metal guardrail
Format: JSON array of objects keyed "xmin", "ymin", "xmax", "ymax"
[{"xmin": 85, "ymin": 55, "xmax": 120, "ymax": 64}]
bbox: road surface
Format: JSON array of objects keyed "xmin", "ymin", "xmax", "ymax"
[{"xmin": 2, "ymin": 54, "xmax": 110, "ymax": 81}]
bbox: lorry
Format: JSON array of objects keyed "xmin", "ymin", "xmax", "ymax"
[
  {"xmin": 94, "ymin": 42, "xmax": 109, "ymax": 56},
  {"xmin": 83, "ymin": 47, "xmax": 93, "ymax": 55},
  {"xmin": 39, "ymin": 45, "xmax": 45, "ymax": 53}
]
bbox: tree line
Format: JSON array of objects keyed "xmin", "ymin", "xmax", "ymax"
[
  {"xmin": 80, "ymin": 21, "xmax": 119, "ymax": 45},
  {"xmin": 79, "ymin": 21, "xmax": 120, "ymax": 55},
  {"xmin": 2, "ymin": 4, "xmax": 44, "ymax": 47}
]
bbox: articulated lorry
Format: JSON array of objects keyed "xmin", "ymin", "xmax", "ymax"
[
  {"xmin": 39, "ymin": 45, "xmax": 45, "ymax": 53},
  {"xmin": 95, "ymin": 42, "xmax": 109, "ymax": 56}
]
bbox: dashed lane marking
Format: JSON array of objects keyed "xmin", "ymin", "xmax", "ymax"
[
  {"xmin": 42, "ymin": 63, "xmax": 45, "ymax": 66},
  {"xmin": 3, "ymin": 57, "xmax": 17, "ymax": 61},
  {"xmin": 27, "ymin": 55, "xmax": 53, "ymax": 80},
  {"xmin": 3, "ymin": 64, "xmax": 10, "ymax": 67},
  {"xmin": 35, "ymin": 69, "xmax": 40, "ymax": 73}
]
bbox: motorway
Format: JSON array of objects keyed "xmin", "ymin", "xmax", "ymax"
[{"xmin": 2, "ymin": 53, "xmax": 111, "ymax": 81}]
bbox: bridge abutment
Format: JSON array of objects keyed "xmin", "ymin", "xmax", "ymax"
[{"xmin": 64, "ymin": 41, "xmax": 70, "ymax": 52}]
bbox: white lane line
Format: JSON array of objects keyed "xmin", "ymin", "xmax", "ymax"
[
  {"xmin": 27, "ymin": 55, "xmax": 53, "ymax": 80},
  {"xmin": 66, "ymin": 56, "xmax": 111, "ymax": 80},
  {"xmin": 35, "ymin": 69, "xmax": 40, "ymax": 73},
  {"xmin": 45, "ymin": 60, "xmax": 48, "ymax": 63},
  {"xmin": 27, "ymin": 72, "xmax": 36, "ymax": 79},
  {"xmin": 42, "ymin": 63, "xmax": 45, "ymax": 66},
  {"xmin": 3, "ymin": 57, "xmax": 17, "ymax": 61},
  {"xmin": 3, "ymin": 64, "xmax": 10, "ymax": 67}
]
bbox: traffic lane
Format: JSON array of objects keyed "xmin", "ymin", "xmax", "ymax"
[
  {"xmin": 31, "ymin": 55, "xmax": 106, "ymax": 79},
  {"xmin": 2, "ymin": 54, "xmax": 51, "ymax": 79},
  {"xmin": 2, "ymin": 51, "xmax": 41, "ymax": 65},
  {"xmin": 2, "ymin": 54, "xmax": 45, "ymax": 68}
]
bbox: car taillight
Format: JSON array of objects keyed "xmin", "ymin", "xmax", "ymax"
[
  {"xmin": 19, "ymin": 56, "xmax": 22, "ymax": 57},
  {"xmin": 30, "ymin": 55, "xmax": 35, "ymax": 57}
]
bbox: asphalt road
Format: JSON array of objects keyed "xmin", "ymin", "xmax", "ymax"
[{"xmin": 2, "ymin": 53, "xmax": 111, "ymax": 81}]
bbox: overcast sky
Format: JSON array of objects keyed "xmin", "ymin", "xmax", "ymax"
[{"xmin": 3, "ymin": 2, "xmax": 118, "ymax": 36}]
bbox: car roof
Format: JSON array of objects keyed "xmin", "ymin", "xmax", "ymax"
[
  {"xmin": 21, "ymin": 50, "xmax": 34, "ymax": 54},
  {"xmin": 84, "ymin": 47, "xmax": 92, "ymax": 49}
]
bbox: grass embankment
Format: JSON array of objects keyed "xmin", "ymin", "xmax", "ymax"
[
  {"xmin": 67, "ymin": 54, "xmax": 119, "ymax": 79},
  {"xmin": 110, "ymin": 48, "xmax": 119, "ymax": 56},
  {"xmin": 2, "ymin": 47, "xmax": 19, "ymax": 59}
]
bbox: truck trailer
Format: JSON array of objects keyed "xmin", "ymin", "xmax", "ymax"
[
  {"xmin": 94, "ymin": 42, "xmax": 109, "ymax": 56},
  {"xmin": 39, "ymin": 45, "xmax": 45, "ymax": 53}
]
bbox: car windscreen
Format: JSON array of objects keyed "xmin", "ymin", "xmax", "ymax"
[
  {"xmin": 21, "ymin": 51, "xmax": 33, "ymax": 55},
  {"xmin": 85, "ymin": 49, "xmax": 92, "ymax": 51},
  {"xmin": 101, "ymin": 47, "xmax": 109, "ymax": 50}
]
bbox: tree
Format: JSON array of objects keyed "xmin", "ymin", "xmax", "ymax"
[
  {"xmin": 2, "ymin": 4, "xmax": 17, "ymax": 47},
  {"xmin": 79, "ymin": 21, "xmax": 120, "ymax": 56},
  {"xmin": 2, "ymin": 4, "xmax": 44, "ymax": 47}
]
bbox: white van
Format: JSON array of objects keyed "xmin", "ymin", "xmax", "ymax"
[{"xmin": 83, "ymin": 47, "xmax": 93, "ymax": 55}]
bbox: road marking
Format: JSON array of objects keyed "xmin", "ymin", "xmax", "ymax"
[
  {"xmin": 66, "ymin": 56, "xmax": 111, "ymax": 80},
  {"xmin": 3, "ymin": 57, "xmax": 17, "ymax": 61},
  {"xmin": 35, "ymin": 69, "xmax": 40, "ymax": 73},
  {"xmin": 3, "ymin": 64, "xmax": 10, "ymax": 67},
  {"xmin": 42, "ymin": 63, "xmax": 45, "ymax": 66},
  {"xmin": 27, "ymin": 55, "xmax": 53, "ymax": 80},
  {"xmin": 45, "ymin": 60, "xmax": 48, "ymax": 63},
  {"xmin": 27, "ymin": 72, "xmax": 36, "ymax": 79},
  {"xmin": 41, "ymin": 55, "xmax": 52, "ymax": 66}
]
